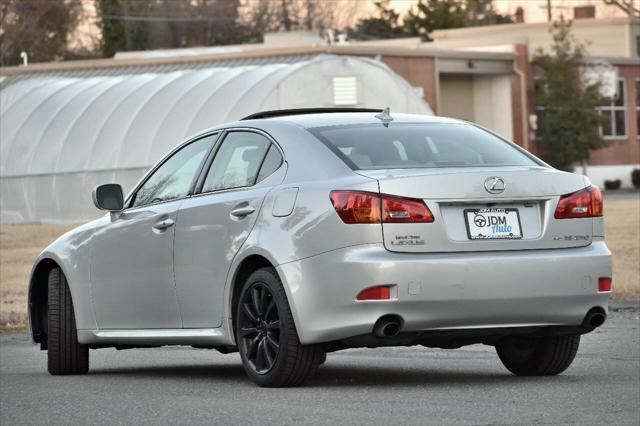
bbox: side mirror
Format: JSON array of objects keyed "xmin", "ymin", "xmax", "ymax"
[{"xmin": 92, "ymin": 184, "xmax": 124, "ymax": 212}]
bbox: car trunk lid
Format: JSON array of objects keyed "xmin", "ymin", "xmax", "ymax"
[{"xmin": 357, "ymin": 166, "xmax": 593, "ymax": 253}]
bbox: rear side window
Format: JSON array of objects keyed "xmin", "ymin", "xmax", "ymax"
[
  {"xmin": 256, "ymin": 144, "xmax": 283, "ymax": 183},
  {"xmin": 202, "ymin": 131, "xmax": 273, "ymax": 192},
  {"xmin": 309, "ymin": 123, "xmax": 537, "ymax": 170}
]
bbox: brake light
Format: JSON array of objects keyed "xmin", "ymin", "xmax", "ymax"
[
  {"xmin": 330, "ymin": 191, "xmax": 434, "ymax": 224},
  {"xmin": 356, "ymin": 285, "xmax": 391, "ymax": 301},
  {"xmin": 554, "ymin": 185, "xmax": 603, "ymax": 219}
]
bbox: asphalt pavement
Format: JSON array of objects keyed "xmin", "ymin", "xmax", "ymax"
[{"xmin": 1, "ymin": 303, "xmax": 639, "ymax": 425}]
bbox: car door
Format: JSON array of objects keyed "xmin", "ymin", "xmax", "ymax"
[
  {"xmin": 174, "ymin": 130, "xmax": 285, "ymax": 328},
  {"xmin": 90, "ymin": 135, "xmax": 216, "ymax": 329}
]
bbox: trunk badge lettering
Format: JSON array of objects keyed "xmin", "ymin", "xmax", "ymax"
[{"xmin": 391, "ymin": 235, "xmax": 425, "ymax": 246}]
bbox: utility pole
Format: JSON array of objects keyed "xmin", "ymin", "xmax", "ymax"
[
  {"xmin": 540, "ymin": 0, "xmax": 569, "ymax": 22},
  {"xmin": 306, "ymin": 0, "xmax": 313, "ymax": 31}
]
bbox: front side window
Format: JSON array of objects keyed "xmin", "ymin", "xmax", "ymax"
[
  {"xmin": 597, "ymin": 78, "xmax": 627, "ymax": 139},
  {"xmin": 202, "ymin": 131, "xmax": 273, "ymax": 192},
  {"xmin": 309, "ymin": 123, "xmax": 537, "ymax": 170},
  {"xmin": 131, "ymin": 136, "xmax": 214, "ymax": 208}
]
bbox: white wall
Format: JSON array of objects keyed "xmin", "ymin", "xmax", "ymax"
[
  {"xmin": 262, "ymin": 56, "xmax": 434, "ymax": 115},
  {"xmin": 472, "ymin": 75, "xmax": 514, "ymax": 140},
  {"xmin": 439, "ymin": 75, "xmax": 475, "ymax": 121},
  {"xmin": 576, "ymin": 164, "xmax": 640, "ymax": 189},
  {"xmin": 431, "ymin": 18, "xmax": 637, "ymax": 59},
  {"xmin": 438, "ymin": 74, "xmax": 514, "ymax": 141}
]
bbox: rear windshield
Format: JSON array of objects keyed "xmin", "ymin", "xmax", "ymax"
[{"xmin": 309, "ymin": 123, "xmax": 537, "ymax": 170}]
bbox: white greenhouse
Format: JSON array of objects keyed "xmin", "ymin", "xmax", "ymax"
[{"xmin": 0, "ymin": 55, "xmax": 433, "ymax": 223}]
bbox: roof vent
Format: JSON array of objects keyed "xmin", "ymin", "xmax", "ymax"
[{"xmin": 332, "ymin": 76, "xmax": 358, "ymax": 106}]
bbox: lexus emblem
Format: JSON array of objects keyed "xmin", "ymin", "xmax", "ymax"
[{"xmin": 484, "ymin": 177, "xmax": 506, "ymax": 194}]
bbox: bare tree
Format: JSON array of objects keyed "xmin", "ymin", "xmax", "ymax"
[
  {"xmin": 239, "ymin": 0, "xmax": 364, "ymax": 41},
  {"xmin": 603, "ymin": 0, "xmax": 639, "ymax": 16},
  {"xmin": 0, "ymin": 0, "xmax": 82, "ymax": 66}
]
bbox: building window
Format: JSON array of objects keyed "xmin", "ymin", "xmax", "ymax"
[
  {"xmin": 596, "ymin": 78, "xmax": 627, "ymax": 139},
  {"xmin": 636, "ymin": 78, "xmax": 639, "ymax": 137}
]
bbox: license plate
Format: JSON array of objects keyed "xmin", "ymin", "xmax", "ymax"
[{"xmin": 464, "ymin": 208, "xmax": 522, "ymax": 240}]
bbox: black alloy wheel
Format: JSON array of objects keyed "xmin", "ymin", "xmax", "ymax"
[
  {"xmin": 235, "ymin": 267, "xmax": 325, "ymax": 387},
  {"xmin": 238, "ymin": 282, "xmax": 281, "ymax": 374}
]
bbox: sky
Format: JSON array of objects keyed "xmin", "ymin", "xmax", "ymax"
[
  {"xmin": 71, "ymin": 0, "xmax": 629, "ymax": 51},
  {"xmin": 390, "ymin": 0, "xmax": 627, "ymax": 22}
]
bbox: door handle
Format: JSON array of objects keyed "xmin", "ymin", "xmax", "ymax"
[
  {"xmin": 152, "ymin": 218, "xmax": 175, "ymax": 230},
  {"xmin": 230, "ymin": 205, "xmax": 255, "ymax": 218}
]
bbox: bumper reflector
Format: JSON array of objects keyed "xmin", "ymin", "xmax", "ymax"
[
  {"xmin": 357, "ymin": 286, "xmax": 391, "ymax": 301},
  {"xmin": 598, "ymin": 277, "xmax": 612, "ymax": 292}
]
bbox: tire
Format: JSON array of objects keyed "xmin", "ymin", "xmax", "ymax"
[
  {"xmin": 496, "ymin": 334, "xmax": 580, "ymax": 376},
  {"xmin": 236, "ymin": 267, "xmax": 324, "ymax": 387},
  {"xmin": 47, "ymin": 267, "xmax": 89, "ymax": 375}
]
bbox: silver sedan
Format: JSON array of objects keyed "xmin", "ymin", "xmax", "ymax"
[{"xmin": 29, "ymin": 109, "xmax": 611, "ymax": 387}]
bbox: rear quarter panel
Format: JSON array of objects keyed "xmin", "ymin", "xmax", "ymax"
[
  {"xmin": 231, "ymin": 119, "xmax": 386, "ymax": 265},
  {"xmin": 223, "ymin": 121, "xmax": 385, "ymax": 338}
]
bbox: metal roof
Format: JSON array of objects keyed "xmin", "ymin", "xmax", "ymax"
[
  {"xmin": 0, "ymin": 54, "xmax": 316, "ymax": 88},
  {"xmin": 0, "ymin": 56, "xmax": 314, "ymax": 178},
  {"xmin": 0, "ymin": 54, "xmax": 434, "ymax": 222},
  {"xmin": 1, "ymin": 54, "xmax": 434, "ymax": 179}
]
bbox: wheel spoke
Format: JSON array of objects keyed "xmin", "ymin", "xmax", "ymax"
[
  {"xmin": 240, "ymin": 327, "xmax": 258, "ymax": 337},
  {"xmin": 267, "ymin": 320, "xmax": 280, "ymax": 331},
  {"xmin": 265, "ymin": 334, "xmax": 279, "ymax": 351},
  {"xmin": 260, "ymin": 288, "xmax": 270, "ymax": 316},
  {"xmin": 265, "ymin": 299, "xmax": 276, "ymax": 320},
  {"xmin": 246, "ymin": 335, "xmax": 260, "ymax": 359},
  {"xmin": 242, "ymin": 303, "xmax": 258, "ymax": 323},
  {"xmin": 255, "ymin": 338, "xmax": 266, "ymax": 371},
  {"xmin": 262, "ymin": 338, "xmax": 274, "ymax": 367},
  {"xmin": 251, "ymin": 287, "xmax": 262, "ymax": 316}
]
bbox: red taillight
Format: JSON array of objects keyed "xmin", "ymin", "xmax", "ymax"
[
  {"xmin": 330, "ymin": 191, "xmax": 381, "ymax": 224},
  {"xmin": 356, "ymin": 285, "xmax": 391, "ymax": 301},
  {"xmin": 598, "ymin": 277, "xmax": 612, "ymax": 292},
  {"xmin": 330, "ymin": 191, "xmax": 434, "ymax": 224},
  {"xmin": 554, "ymin": 185, "xmax": 603, "ymax": 219},
  {"xmin": 381, "ymin": 194, "xmax": 434, "ymax": 223}
]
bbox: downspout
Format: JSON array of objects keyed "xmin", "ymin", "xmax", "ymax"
[
  {"xmin": 513, "ymin": 59, "xmax": 529, "ymax": 151},
  {"xmin": 434, "ymin": 56, "xmax": 441, "ymax": 115}
]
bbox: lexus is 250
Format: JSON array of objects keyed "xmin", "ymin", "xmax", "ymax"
[{"xmin": 29, "ymin": 109, "xmax": 611, "ymax": 387}]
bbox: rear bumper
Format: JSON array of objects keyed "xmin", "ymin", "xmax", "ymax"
[{"xmin": 277, "ymin": 241, "xmax": 612, "ymax": 344}]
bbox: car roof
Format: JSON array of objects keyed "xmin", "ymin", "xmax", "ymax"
[{"xmin": 188, "ymin": 110, "xmax": 466, "ymax": 143}]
